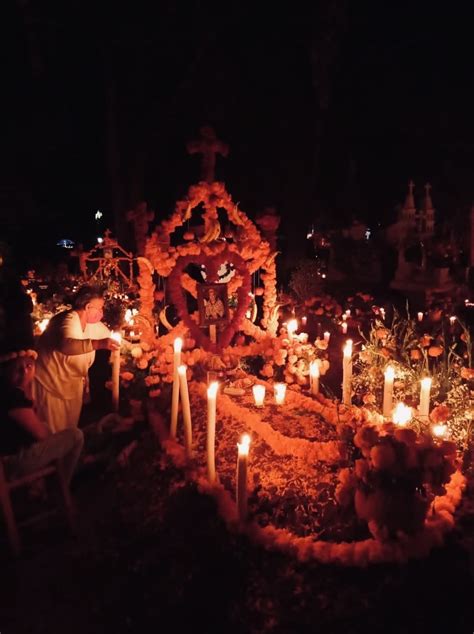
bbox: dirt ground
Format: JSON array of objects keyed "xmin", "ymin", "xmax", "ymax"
[{"xmin": 1, "ymin": 416, "xmax": 473, "ymax": 634}]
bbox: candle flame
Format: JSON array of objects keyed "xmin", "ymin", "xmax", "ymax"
[
  {"xmin": 432, "ymin": 423, "xmax": 448, "ymax": 438},
  {"xmin": 392, "ymin": 402, "xmax": 412, "ymax": 426},
  {"xmin": 384, "ymin": 365, "xmax": 395, "ymax": 380},
  {"xmin": 287, "ymin": 319, "xmax": 298, "ymax": 335},
  {"xmin": 323, "ymin": 331, "xmax": 330, "ymax": 341},
  {"xmin": 38, "ymin": 318, "xmax": 50, "ymax": 333},
  {"xmin": 178, "ymin": 364, "xmax": 187, "ymax": 377},
  {"xmin": 309, "ymin": 360, "xmax": 320, "ymax": 378},
  {"xmin": 421, "ymin": 377, "xmax": 432, "ymax": 389},
  {"xmin": 174, "ymin": 337, "xmax": 183, "ymax": 353},
  {"xmin": 110, "ymin": 331, "xmax": 122, "ymax": 344},
  {"xmin": 207, "ymin": 381, "xmax": 219, "ymax": 399},
  {"xmin": 237, "ymin": 434, "xmax": 251, "ymax": 456}
]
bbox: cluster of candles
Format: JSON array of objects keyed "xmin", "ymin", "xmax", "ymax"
[{"xmin": 169, "ymin": 337, "xmax": 251, "ymax": 521}]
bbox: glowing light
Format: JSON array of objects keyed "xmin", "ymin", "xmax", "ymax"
[
  {"xmin": 252, "ymin": 384, "xmax": 265, "ymax": 407},
  {"xmin": 237, "ymin": 434, "xmax": 251, "ymax": 456},
  {"xmin": 432, "ymin": 423, "xmax": 448, "ymax": 439},
  {"xmin": 287, "ymin": 319, "xmax": 298, "ymax": 337},
  {"xmin": 274, "ymin": 383, "xmax": 287, "ymax": 405},
  {"xmin": 95, "ymin": 210, "xmax": 103, "ymax": 220},
  {"xmin": 392, "ymin": 403, "xmax": 413, "ymax": 426}
]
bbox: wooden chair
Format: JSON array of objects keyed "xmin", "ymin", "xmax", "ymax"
[{"xmin": 0, "ymin": 458, "xmax": 76, "ymax": 556}]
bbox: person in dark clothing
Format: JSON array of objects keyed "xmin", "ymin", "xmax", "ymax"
[{"xmin": 0, "ymin": 344, "xmax": 83, "ymax": 486}]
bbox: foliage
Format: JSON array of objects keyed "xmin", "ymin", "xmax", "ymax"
[
  {"xmin": 352, "ymin": 308, "xmax": 474, "ymax": 446},
  {"xmin": 289, "ymin": 259, "xmax": 324, "ymax": 302}
]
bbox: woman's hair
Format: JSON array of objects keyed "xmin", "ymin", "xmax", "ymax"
[{"xmin": 72, "ymin": 285, "xmax": 104, "ymax": 310}]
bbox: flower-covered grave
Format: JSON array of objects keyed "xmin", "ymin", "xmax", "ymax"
[{"xmin": 122, "ymin": 179, "xmax": 467, "ymax": 567}]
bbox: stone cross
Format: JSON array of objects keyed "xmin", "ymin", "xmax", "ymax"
[
  {"xmin": 126, "ymin": 201, "xmax": 155, "ymax": 255},
  {"xmin": 187, "ymin": 126, "xmax": 229, "ymax": 183}
]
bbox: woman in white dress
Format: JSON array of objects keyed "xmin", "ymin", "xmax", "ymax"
[{"xmin": 34, "ymin": 286, "xmax": 119, "ymax": 433}]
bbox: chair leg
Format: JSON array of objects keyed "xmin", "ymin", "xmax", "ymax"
[
  {"xmin": 54, "ymin": 461, "xmax": 77, "ymax": 534},
  {"xmin": 0, "ymin": 485, "xmax": 21, "ymax": 556}
]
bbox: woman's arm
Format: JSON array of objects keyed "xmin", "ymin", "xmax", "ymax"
[{"xmin": 8, "ymin": 407, "xmax": 50, "ymax": 441}]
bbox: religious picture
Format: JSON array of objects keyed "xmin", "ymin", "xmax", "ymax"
[{"xmin": 198, "ymin": 283, "xmax": 229, "ymax": 326}]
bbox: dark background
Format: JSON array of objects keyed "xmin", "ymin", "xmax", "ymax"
[{"xmin": 3, "ymin": 0, "xmax": 474, "ymax": 269}]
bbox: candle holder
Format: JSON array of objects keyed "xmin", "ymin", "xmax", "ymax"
[
  {"xmin": 274, "ymin": 383, "xmax": 286, "ymax": 405},
  {"xmin": 252, "ymin": 384, "xmax": 265, "ymax": 407}
]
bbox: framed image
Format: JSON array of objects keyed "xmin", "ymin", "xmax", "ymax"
[{"xmin": 198, "ymin": 283, "xmax": 229, "ymax": 326}]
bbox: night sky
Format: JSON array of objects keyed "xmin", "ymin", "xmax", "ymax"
[{"xmin": 4, "ymin": 1, "xmax": 474, "ymax": 267}]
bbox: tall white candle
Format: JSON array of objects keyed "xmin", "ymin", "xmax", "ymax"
[
  {"xmin": 309, "ymin": 360, "xmax": 320, "ymax": 395},
  {"xmin": 252, "ymin": 384, "xmax": 265, "ymax": 407},
  {"xmin": 207, "ymin": 382, "xmax": 218, "ymax": 483},
  {"xmin": 110, "ymin": 331, "xmax": 122, "ymax": 412},
  {"xmin": 170, "ymin": 337, "xmax": 182, "ymax": 438},
  {"xmin": 236, "ymin": 434, "xmax": 251, "ymax": 522},
  {"xmin": 341, "ymin": 322, "xmax": 348, "ymax": 334},
  {"xmin": 382, "ymin": 365, "xmax": 395, "ymax": 418},
  {"xmin": 419, "ymin": 377, "xmax": 432, "ymax": 419},
  {"xmin": 178, "ymin": 365, "xmax": 193, "ymax": 458},
  {"xmin": 301, "ymin": 315, "xmax": 307, "ymax": 327},
  {"xmin": 274, "ymin": 383, "xmax": 287, "ymax": 405},
  {"xmin": 323, "ymin": 331, "xmax": 330, "ymax": 343},
  {"xmin": 342, "ymin": 339, "xmax": 353, "ymax": 406}
]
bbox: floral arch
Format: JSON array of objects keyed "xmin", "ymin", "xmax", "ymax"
[{"xmin": 137, "ymin": 181, "xmax": 279, "ymax": 351}]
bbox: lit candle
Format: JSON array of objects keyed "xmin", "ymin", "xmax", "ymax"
[
  {"xmin": 382, "ymin": 365, "xmax": 395, "ymax": 418},
  {"xmin": 342, "ymin": 314, "xmax": 347, "ymax": 322},
  {"xmin": 170, "ymin": 337, "xmax": 182, "ymax": 438},
  {"xmin": 38, "ymin": 318, "xmax": 50, "ymax": 333},
  {"xmin": 341, "ymin": 321, "xmax": 348, "ymax": 335},
  {"xmin": 449, "ymin": 316, "xmax": 456, "ymax": 327},
  {"xmin": 323, "ymin": 331, "xmax": 330, "ymax": 343},
  {"xmin": 207, "ymin": 382, "xmax": 219, "ymax": 483},
  {"xmin": 178, "ymin": 365, "xmax": 193, "ymax": 458},
  {"xmin": 392, "ymin": 402, "xmax": 412, "ymax": 426},
  {"xmin": 417, "ymin": 312, "xmax": 424, "ymax": 322},
  {"xmin": 301, "ymin": 315, "xmax": 307, "ymax": 327},
  {"xmin": 287, "ymin": 319, "xmax": 298, "ymax": 339},
  {"xmin": 110, "ymin": 331, "xmax": 122, "ymax": 412},
  {"xmin": 432, "ymin": 423, "xmax": 448, "ymax": 439},
  {"xmin": 236, "ymin": 434, "xmax": 251, "ymax": 522},
  {"xmin": 345, "ymin": 309, "xmax": 351, "ymax": 317},
  {"xmin": 274, "ymin": 383, "xmax": 287, "ymax": 405},
  {"xmin": 252, "ymin": 384, "xmax": 265, "ymax": 407},
  {"xmin": 419, "ymin": 377, "xmax": 432, "ymax": 419},
  {"xmin": 380, "ymin": 307, "xmax": 386, "ymax": 320},
  {"xmin": 309, "ymin": 360, "xmax": 320, "ymax": 395},
  {"xmin": 342, "ymin": 340, "xmax": 353, "ymax": 406}
]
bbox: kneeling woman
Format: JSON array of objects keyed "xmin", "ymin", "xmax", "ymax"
[{"xmin": 0, "ymin": 348, "xmax": 83, "ymax": 486}]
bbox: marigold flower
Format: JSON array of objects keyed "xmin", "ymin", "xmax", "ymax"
[
  {"xmin": 370, "ymin": 444, "xmax": 396, "ymax": 470},
  {"xmin": 120, "ymin": 371, "xmax": 134, "ymax": 382},
  {"xmin": 460, "ymin": 366, "xmax": 474, "ymax": 380},
  {"xmin": 410, "ymin": 349, "xmax": 422, "ymax": 360},
  {"xmin": 428, "ymin": 345, "xmax": 443, "ymax": 357},
  {"xmin": 430, "ymin": 404, "xmax": 450, "ymax": 423},
  {"xmin": 420, "ymin": 335, "xmax": 432, "ymax": 347}
]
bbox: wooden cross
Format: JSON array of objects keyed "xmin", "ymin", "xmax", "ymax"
[{"xmin": 187, "ymin": 126, "xmax": 229, "ymax": 183}]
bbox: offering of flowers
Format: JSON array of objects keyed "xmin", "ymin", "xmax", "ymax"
[{"xmin": 336, "ymin": 422, "xmax": 458, "ymax": 540}]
